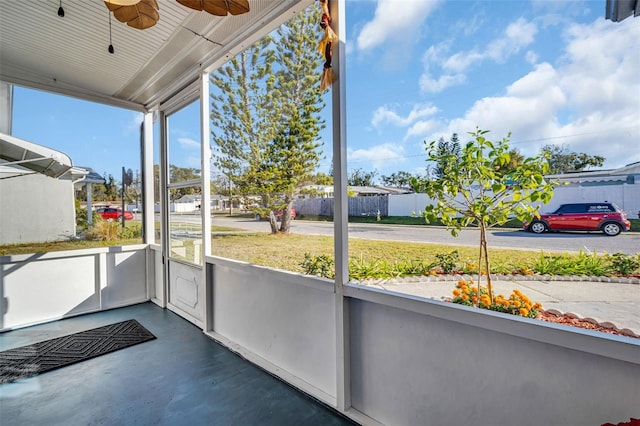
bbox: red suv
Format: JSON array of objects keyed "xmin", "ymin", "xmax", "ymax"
[
  {"xmin": 524, "ymin": 203, "xmax": 630, "ymax": 236},
  {"xmin": 96, "ymin": 207, "xmax": 134, "ymax": 222}
]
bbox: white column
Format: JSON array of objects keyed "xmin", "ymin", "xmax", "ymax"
[
  {"xmin": 142, "ymin": 111, "xmax": 155, "ymax": 244},
  {"xmin": 87, "ymin": 183, "xmax": 94, "ymax": 226},
  {"xmin": 331, "ymin": 0, "xmax": 351, "ymax": 413},
  {"xmin": 200, "ymin": 72, "xmax": 213, "ymax": 332}
]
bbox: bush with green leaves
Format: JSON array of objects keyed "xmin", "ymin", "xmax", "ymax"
[
  {"xmin": 84, "ymin": 220, "xmax": 142, "ymax": 241},
  {"xmin": 300, "ymin": 253, "xmax": 334, "ymax": 278},
  {"xmin": 75, "ymin": 200, "xmax": 101, "ymax": 231},
  {"xmin": 435, "ymin": 250, "xmax": 460, "ymax": 274},
  {"xmin": 607, "ymin": 253, "xmax": 640, "ymax": 276}
]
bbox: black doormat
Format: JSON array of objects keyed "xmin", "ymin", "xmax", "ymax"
[{"xmin": 0, "ymin": 319, "xmax": 156, "ymax": 385}]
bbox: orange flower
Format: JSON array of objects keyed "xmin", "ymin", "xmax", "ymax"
[
  {"xmin": 453, "ymin": 289, "xmax": 461, "ymax": 297},
  {"xmin": 519, "ymin": 308, "xmax": 529, "ymax": 317}
]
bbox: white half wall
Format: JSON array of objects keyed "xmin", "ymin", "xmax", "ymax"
[
  {"xmin": 0, "ymin": 245, "xmax": 149, "ymax": 331},
  {"xmin": 348, "ymin": 293, "xmax": 640, "ymax": 426},
  {"xmin": 206, "ymin": 257, "xmax": 337, "ymax": 404}
]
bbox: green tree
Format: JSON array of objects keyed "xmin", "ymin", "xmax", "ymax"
[
  {"xmin": 348, "ymin": 168, "xmax": 377, "ymax": 186},
  {"xmin": 381, "ymin": 171, "xmax": 415, "ymax": 187},
  {"xmin": 540, "ymin": 144, "xmax": 605, "ymax": 174},
  {"xmin": 210, "ymin": 4, "xmax": 325, "ymax": 233},
  {"xmin": 412, "ymin": 129, "xmax": 556, "ymax": 303},
  {"xmin": 433, "ymin": 133, "xmax": 461, "ymax": 180},
  {"xmin": 248, "ymin": 110, "xmax": 322, "ymax": 232},
  {"xmin": 168, "ymin": 165, "xmax": 201, "ymax": 200},
  {"xmin": 103, "ymin": 174, "xmax": 119, "ymax": 201}
]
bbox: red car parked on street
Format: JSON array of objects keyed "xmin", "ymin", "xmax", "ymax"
[
  {"xmin": 524, "ymin": 202, "xmax": 630, "ymax": 236},
  {"xmin": 96, "ymin": 207, "xmax": 134, "ymax": 221}
]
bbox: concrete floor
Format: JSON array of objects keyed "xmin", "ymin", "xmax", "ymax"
[{"xmin": 0, "ymin": 303, "xmax": 356, "ymax": 426}]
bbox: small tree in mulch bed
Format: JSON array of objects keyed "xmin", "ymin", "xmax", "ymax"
[{"xmin": 412, "ymin": 129, "xmax": 556, "ymax": 305}]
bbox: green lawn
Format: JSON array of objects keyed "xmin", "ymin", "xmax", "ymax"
[{"xmin": 2, "ymin": 222, "xmax": 638, "ymax": 277}]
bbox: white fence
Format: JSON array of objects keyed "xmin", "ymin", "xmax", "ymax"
[{"xmin": 389, "ymin": 181, "xmax": 640, "ymax": 217}]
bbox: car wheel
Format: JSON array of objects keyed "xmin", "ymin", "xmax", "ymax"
[
  {"xmin": 529, "ymin": 221, "xmax": 547, "ymax": 234},
  {"xmin": 602, "ymin": 222, "xmax": 621, "ymax": 236}
]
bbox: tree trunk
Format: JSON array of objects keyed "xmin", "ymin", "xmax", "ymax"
[
  {"xmin": 480, "ymin": 223, "xmax": 493, "ymax": 303},
  {"xmin": 268, "ymin": 211, "xmax": 279, "ymax": 234},
  {"xmin": 279, "ymin": 200, "xmax": 294, "ymax": 233}
]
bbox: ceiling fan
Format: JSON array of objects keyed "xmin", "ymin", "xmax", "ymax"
[{"xmin": 104, "ymin": 0, "xmax": 251, "ymax": 30}]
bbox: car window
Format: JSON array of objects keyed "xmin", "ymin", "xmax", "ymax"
[
  {"xmin": 587, "ymin": 204, "xmax": 613, "ymax": 213},
  {"xmin": 555, "ymin": 204, "xmax": 586, "ymax": 214}
]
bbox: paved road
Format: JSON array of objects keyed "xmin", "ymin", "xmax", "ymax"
[{"xmin": 212, "ymin": 217, "xmax": 640, "ymax": 255}]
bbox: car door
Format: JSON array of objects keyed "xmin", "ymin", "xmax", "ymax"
[
  {"xmin": 547, "ymin": 204, "xmax": 584, "ymax": 230},
  {"xmin": 584, "ymin": 204, "xmax": 612, "ymax": 230}
]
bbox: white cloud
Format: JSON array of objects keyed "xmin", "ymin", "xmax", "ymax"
[
  {"xmin": 419, "ymin": 17, "xmax": 538, "ymax": 93},
  {"xmin": 525, "ymin": 50, "xmax": 539, "ymax": 64},
  {"xmin": 348, "ymin": 143, "xmax": 406, "ymax": 171},
  {"xmin": 405, "ymin": 120, "xmax": 439, "ymax": 139},
  {"xmin": 355, "ymin": 0, "xmax": 443, "ymax": 68},
  {"xmin": 426, "ymin": 18, "xmax": 640, "ymax": 168},
  {"xmin": 371, "ymin": 103, "xmax": 438, "ymax": 128},
  {"xmin": 178, "ymin": 137, "xmax": 200, "ymax": 149},
  {"xmin": 124, "ymin": 112, "xmax": 144, "ymax": 134},
  {"xmin": 419, "ymin": 72, "xmax": 466, "ymax": 94},
  {"xmin": 356, "ymin": 0, "xmax": 442, "ymax": 51}
]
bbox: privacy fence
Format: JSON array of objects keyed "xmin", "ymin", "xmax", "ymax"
[{"xmin": 294, "ymin": 196, "xmax": 389, "ymax": 217}]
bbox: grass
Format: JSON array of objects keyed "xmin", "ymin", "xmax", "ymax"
[{"xmin": 210, "ymin": 232, "xmax": 536, "ymax": 275}]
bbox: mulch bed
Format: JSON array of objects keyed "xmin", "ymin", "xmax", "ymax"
[{"xmin": 537, "ymin": 311, "xmax": 638, "ymax": 338}]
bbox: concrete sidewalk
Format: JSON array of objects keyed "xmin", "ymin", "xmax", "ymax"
[{"xmin": 362, "ymin": 277, "xmax": 640, "ymax": 335}]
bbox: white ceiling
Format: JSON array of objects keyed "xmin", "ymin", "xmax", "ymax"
[{"xmin": 0, "ymin": 0, "xmax": 312, "ymax": 111}]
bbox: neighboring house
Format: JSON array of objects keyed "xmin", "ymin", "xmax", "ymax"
[
  {"xmin": 173, "ymin": 194, "xmax": 201, "ymax": 213},
  {"xmin": 0, "ymin": 132, "xmax": 75, "ymax": 244},
  {"xmin": 387, "ymin": 162, "xmax": 640, "ymax": 218},
  {"xmin": 542, "ymin": 162, "xmax": 640, "ymax": 215},
  {"xmin": 73, "ymin": 166, "xmax": 105, "ymax": 226}
]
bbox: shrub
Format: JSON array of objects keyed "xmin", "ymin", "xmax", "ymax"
[
  {"xmin": 84, "ymin": 220, "xmax": 120, "ymax": 241},
  {"xmin": 84, "ymin": 220, "xmax": 142, "ymax": 241},
  {"xmin": 451, "ymin": 280, "xmax": 542, "ymax": 318},
  {"xmin": 75, "ymin": 201, "xmax": 101, "ymax": 231},
  {"xmin": 607, "ymin": 253, "xmax": 640, "ymax": 276},
  {"xmin": 532, "ymin": 250, "xmax": 609, "ymax": 276},
  {"xmin": 435, "ymin": 250, "xmax": 460, "ymax": 274},
  {"xmin": 300, "ymin": 253, "xmax": 334, "ymax": 278}
]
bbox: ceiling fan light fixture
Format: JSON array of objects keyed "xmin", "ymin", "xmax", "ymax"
[{"xmin": 106, "ymin": 0, "xmax": 142, "ymax": 6}]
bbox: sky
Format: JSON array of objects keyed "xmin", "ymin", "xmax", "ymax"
[{"xmin": 9, "ymin": 0, "xmax": 640, "ymax": 183}]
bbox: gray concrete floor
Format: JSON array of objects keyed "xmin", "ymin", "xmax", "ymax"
[{"xmin": 0, "ymin": 303, "xmax": 356, "ymax": 426}]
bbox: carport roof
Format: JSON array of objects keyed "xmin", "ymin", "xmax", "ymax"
[
  {"xmin": 0, "ymin": 0, "xmax": 311, "ymax": 111},
  {"xmin": 0, "ymin": 132, "xmax": 73, "ymax": 178}
]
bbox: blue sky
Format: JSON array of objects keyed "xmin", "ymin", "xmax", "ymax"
[{"xmin": 10, "ymin": 0, "xmax": 640, "ymax": 182}]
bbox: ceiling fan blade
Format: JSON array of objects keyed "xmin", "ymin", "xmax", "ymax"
[
  {"xmin": 105, "ymin": 0, "xmax": 159, "ymax": 29},
  {"xmin": 176, "ymin": 0, "xmax": 250, "ymax": 16},
  {"xmin": 226, "ymin": 0, "xmax": 250, "ymax": 15}
]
